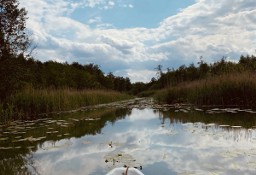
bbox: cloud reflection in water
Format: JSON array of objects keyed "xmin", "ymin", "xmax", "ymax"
[{"xmin": 31, "ymin": 108, "xmax": 256, "ymax": 175}]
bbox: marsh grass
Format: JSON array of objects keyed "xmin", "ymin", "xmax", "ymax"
[
  {"xmin": 0, "ymin": 88, "xmax": 131, "ymax": 121},
  {"xmin": 154, "ymin": 72, "xmax": 256, "ymax": 107}
]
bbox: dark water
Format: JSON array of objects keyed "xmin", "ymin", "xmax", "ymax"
[{"xmin": 1, "ymin": 99, "xmax": 256, "ymax": 175}]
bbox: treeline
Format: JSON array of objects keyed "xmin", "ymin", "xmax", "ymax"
[
  {"xmin": 0, "ymin": 54, "xmax": 132, "ymax": 101},
  {"xmin": 148, "ymin": 55, "xmax": 256, "ymax": 90},
  {"xmin": 0, "ymin": 54, "xmax": 133, "ymax": 121},
  {"xmin": 149, "ymin": 55, "xmax": 256, "ymax": 106}
]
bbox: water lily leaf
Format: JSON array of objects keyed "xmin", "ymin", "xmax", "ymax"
[
  {"xmin": 14, "ymin": 136, "xmax": 22, "ymax": 139},
  {"xmin": 219, "ymin": 125, "xmax": 230, "ymax": 127},
  {"xmin": 231, "ymin": 126, "xmax": 242, "ymax": 128},
  {"xmin": 0, "ymin": 147, "xmax": 13, "ymax": 150},
  {"xmin": 43, "ymin": 142, "xmax": 72, "ymax": 150},
  {"xmin": 0, "ymin": 138, "xmax": 8, "ymax": 141},
  {"xmin": 206, "ymin": 123, "xmax": 215, "ymax": 126},
  {"xmin": 71, "ymin": 119, "xmax": 79, "ymax": 122},
  {"xmin": 104, "ymin": 152, "xmax": 140, "ymax": 168}
]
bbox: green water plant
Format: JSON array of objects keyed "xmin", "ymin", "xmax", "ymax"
[{"xmin": 0, "ymin": 87, "xmax": 131, "ymax": 121}]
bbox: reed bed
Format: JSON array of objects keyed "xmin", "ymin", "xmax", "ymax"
[
  {"xmin": 0, "ymin": 88, "xmax": 131, "ymax": 121},
  {"xmin": 154, "ymin": 72, "xmax": 256, "ymax": 107}
]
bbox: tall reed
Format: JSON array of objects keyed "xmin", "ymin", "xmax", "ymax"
[
  {"xmin": 154, "ymin": 72, "xmax": 256, "ymax": 107},
  {"xmin": 0, "ymin": 88, "xmax": 131, "ymax": 121}
]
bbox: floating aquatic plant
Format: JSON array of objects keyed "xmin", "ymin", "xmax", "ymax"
[{"xmin": 104, "ymin": 152, "xmax": 142, "ymax": 169}]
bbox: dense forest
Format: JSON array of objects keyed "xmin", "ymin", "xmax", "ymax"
[
  {"xmin": 0, "ymin": 55, "xmax": 132, "ymax": 100},
  {"xmin": 0, "ymin": 0, "xmax": 130, "ymax": 98}
]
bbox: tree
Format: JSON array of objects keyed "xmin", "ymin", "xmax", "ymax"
[
  {"xmin": 197, "ymin": 56, "xmax": 209, "ymax": 78},
  {"xmin": 155, "ymin": 65, "xmax": 163, "ymax": 79},
  {"xmin": 0, "ymin": 0, "xmax": 29, "ymax": 58}
]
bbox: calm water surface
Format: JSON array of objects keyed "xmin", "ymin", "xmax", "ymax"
[{"xmin": 1, "ymin": 99, "xmax": 256, "ymax": 175}]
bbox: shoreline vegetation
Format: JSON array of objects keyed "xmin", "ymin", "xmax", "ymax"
[
  {"xmin": 0, "ymin": 54, "xmax": 133, "ymax": 122},
  {"xmin": 2, "ymin": 55, "xmax": 256, "ymax": 122},
  {"xmin": 137, "ymin": 55, "xmax": 256, "ymax": 107},
  {"xmin": 154, "ymin": 72, "xmax": 256, "ymax": 107},
  {"xmin": 0, "ymin": 88, "xmax": 131, "ymax": 122}
]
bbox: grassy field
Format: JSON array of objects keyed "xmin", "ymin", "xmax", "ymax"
[
  {"xmin": 154, "ymin": 72, "xmax": 256, "ymax": 107},
  {"xmin": 0, "ymin": 88, "xmax": 131, "ymax": 122}
]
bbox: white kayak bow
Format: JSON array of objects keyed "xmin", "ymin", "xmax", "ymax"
[{"xmin": 106, "ymin": 167, "xmax": 144, "ymax": 175}]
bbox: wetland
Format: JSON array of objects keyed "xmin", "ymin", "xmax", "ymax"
[{"xmin": 1, "ymin": 98, "xmax": 256, "ymax": 175}]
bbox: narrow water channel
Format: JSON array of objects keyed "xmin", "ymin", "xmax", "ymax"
[{"xmin": 1, "ymin": 98, "xmax": 256, "ymax": 175}]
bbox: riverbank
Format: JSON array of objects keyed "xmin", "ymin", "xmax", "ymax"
[
  {"xmin": 154, "ymin": 72, "xmax": 256, "ymax": 107},
  {"xmin": 0, "ymin": 88, "xmax": 131, "ymax": 122}
]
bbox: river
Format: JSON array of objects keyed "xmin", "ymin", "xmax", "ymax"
[{"xmin": 1, "ymin": 98, "xmax": 256, "ymax": 175}]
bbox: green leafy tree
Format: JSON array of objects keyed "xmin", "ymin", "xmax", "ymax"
[{"xmin": 0, "ymin": 0, "xmax": 29, "ymax": 58}]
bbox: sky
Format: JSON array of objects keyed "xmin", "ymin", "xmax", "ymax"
[{"xmin": 19, "ymin": 0, "xmax": 256, "ymax": 83}]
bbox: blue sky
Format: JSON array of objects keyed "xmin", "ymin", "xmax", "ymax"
[
  {"xmin": 20, "ymin": 0, "xmax": 256, "ymax": 82},
  {"xmin": 70, "ymin": 0, "xmax": 195, "ymax": 28}
]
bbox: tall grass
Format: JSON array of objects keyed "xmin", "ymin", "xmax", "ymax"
[
  {"xmin": 0, "ymin": 88, "xmax": 131, "ymax": 121},
  {"xmin": 154, "ymin": 72, "xmax": 256, "ymax": 107}
]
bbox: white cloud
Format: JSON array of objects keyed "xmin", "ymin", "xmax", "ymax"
[
  {"xmin": 82, "ymin": 0, "xmax": 117, "ymax": 9},
  {"xmin": 115, "ymin": 69, "xmax": 157, "ymax": 83},
  {"xmin": 88, "ymin": 17, "xmax": 102, "ymax": 24},
  {"xmin": 20, "ymin": 0, "xmax": 256, "ymax": 82},
  {"xmin": 108, "ymin": 1, "xmax": 115, "ymax": 6},
  {"xmin": 157, "ymin": 0, "xmax": 256, "ymax": 62},
  {"xmin": 123, "ymin": 4, "xmax": 134, "ymax": 8},
  {"xmin": 128, "ymin": 4, "xmax": 133, "ymax": 8},
  {"xmin": 83, "ymin": 0, "xmax": 103, "ymax": 8}
]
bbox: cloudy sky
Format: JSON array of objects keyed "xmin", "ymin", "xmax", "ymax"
[{"xmin": 19, "ymin": 0, "xmax": 256, "ymax": 82}]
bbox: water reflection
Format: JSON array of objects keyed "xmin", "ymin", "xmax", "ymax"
[
  {"xmin": 162, "ymin": 109, "xmax": 256, "ymax": 128},
  {"xmin": 1, "ymin": 106, "xmax": 256, "ymax": 175},
  {"xmin": 0, "ymin": 108, "xmax": 131, "ymax": 175}
]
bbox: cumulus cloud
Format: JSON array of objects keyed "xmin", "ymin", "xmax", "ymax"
[
  {"xmin": 157, "ymin": 0, "xmax": 256, "ymax": 62},
  {"xmin": 20, "ymin": 0, "xmax": 256, "ymax": 82}
]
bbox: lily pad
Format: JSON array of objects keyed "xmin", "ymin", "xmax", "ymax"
[
  {"xmin": 194, "ymin": 108, "xmax": 203, "ymax": 112},
  {"xmin": 231, "ymin": 126, "xmax": 242, "ymax": 128},
  {"xmin": 104, "ymin": 152, "xmax": 140, "ymax": 168},
  {"xmin": 42, "ymin": 142, "xmax": 72, "ymax": 150},
  {"xmin": 0, "ymin": 138, "xmax": 8, "ymax": 141},
  {"xmin": 219, "ymin": 125, "xmax": 230, "ymax": 127},
  {"xmin": 71, "ymin": 119, "xmax": 79, "ymax": 122},
  {"xmin": 0, "ymin": 147, "xmax": 13, "ymax": 150}
]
